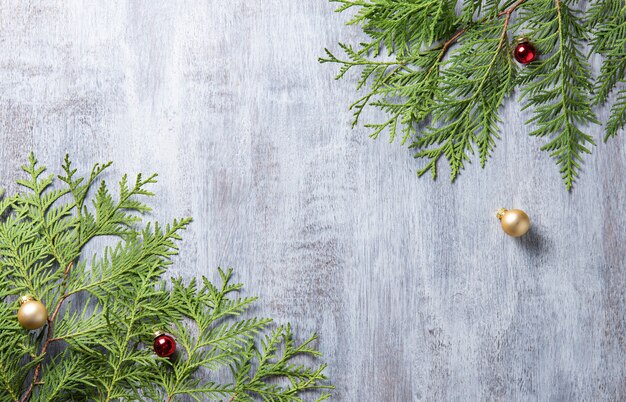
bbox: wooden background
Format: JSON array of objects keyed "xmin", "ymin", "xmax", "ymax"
[{"xmin": 0, "ymin": 1, "xmax": 624, "ymax": 400}]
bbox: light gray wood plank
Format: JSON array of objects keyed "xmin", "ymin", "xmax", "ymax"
[{"xmin": 0, "ymin": 1, "xmax": 624, "ymax": 400}]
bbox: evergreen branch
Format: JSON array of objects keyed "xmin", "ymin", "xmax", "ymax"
[
  {"xmin": 17, "ymin": 154, "xmax": 73, "ymax": 269},
  {"xmin": 20, "ymin": 157, "xmax": 168, "ymax": 400},
  {"xmin": 66, "ymin": 219, "xmax": 190, "ymax": 299},
  {"xmin": 1, "ymin": 156, "xmax": 331, "ymax": 401},
  {"xmin": 91, "ymin": 223, "xmax": 189, "ymax": 400},
  {"xmin": 413, "ymin": 11, "xmax": 516, "ymax": 179},
  {"xmin": 329, "ymin": 0, "xmax": 458, "ymax": 57},
  {"xmin": 31, "ymin": 353, "xmax": 96, "ymax": 402},
  {"xmin": 323, "ymin": 0, "xmax": 524, "ymax": 176},
  {"xmin": 58, "ymin": 154, "xmax": 112, "ymax": 217},
  {"xmin": 99, "ymin": 277, "xmax": 155, "ymax": 401},
  {"xmin": 50, "ymin": 298, "xmax": 108, "ymax": 345},
  {"xmin": 0, "ymin": 309, "xmax": 33, "ymax": 402},
  {"xmin": 324, "ymin": 0, "xmax": 619, "ymax": 189},
  {"xmin": 19, "ymin": 260, "xmax": 75, "ymax": 402},
  {"xmin": 588, "ymin": 0, "xmax": 626, "ymax": 140},
  {"xmin": 518, "ymin": 0, "xmax": 598, "ymax": 190},
  {"xmin": 229, "ymin": 325, "xmax": 333, "ymax": 401},
  {"xmin": 0, "ymin": 215, "xmax": 45, "ymax": 296},
  {"xmin": 606, "ymin": 89, "xmax": 626, "ymax": 138},
  {"xmin": 438, "ymin": 0, "xmax": 527, "ymax": 61},
  {"xmin": 159, "ymin": 272, "xmax": 268, "ymax": 400}
]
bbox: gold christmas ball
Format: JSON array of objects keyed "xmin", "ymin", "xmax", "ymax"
[
  {"xmin": 496, "ymin": 208, "xmax": 531, "ymax": 237},
  {"xmin": 17, "ymin": 295, "xmax": 48, "ymax": 330}
]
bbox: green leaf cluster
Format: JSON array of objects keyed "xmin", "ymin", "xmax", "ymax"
[
  {"xmin": 0, "ymin": 154, "xmax": 331, "ymax": 402},
  {"xmin": 321, "ymin": 0, "xmax": 624, "ymax": 190}
]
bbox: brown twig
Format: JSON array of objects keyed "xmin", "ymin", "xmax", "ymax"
[
  {"xmin": 19, "ymin": 261, "xmax": 74, "ymax": 402},
  {"xmin": 438, "ymin": 29, "xmax": 466, "ymax": 61},
  {"xmin": 497, "ymin": 0, "xmax": 527, "ymax": 18},
  {"xmin": 437, "ymin": 0, "xmax": 528, "ymax": 61},
  {"xmin": 226, "ymin": 393, "xmax": 238, "ymax": 402}
]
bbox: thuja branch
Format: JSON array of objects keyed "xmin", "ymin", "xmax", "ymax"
[
  {"xmin": 321, "ymin": 0, "xmax": 525, "ymax": 174},
  {"xmin": 411, "ymin": 6, "xmax": 518, "ymax": 179},
  {"xmin": 19, "ymin": 164, "xmax": 161, "ymax": 401},
  {"xmin": 19, "ymin": 262, "xmax": 73, "ymax": 402},
  {"xmin": 324, "ymin": 0, "xmax": 620, "ymax": 190},
  {"xmin": 1, "ymin": 155, "xmax": 331, "ymax": 401},
  {"xmin": 517, "ymin": 0, "xmax": 598, "ymax": 190},
  {"xmin": 438, "ymin": 0, "xmax": 528, "ymax": 61}
]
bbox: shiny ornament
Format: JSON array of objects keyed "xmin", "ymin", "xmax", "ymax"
[
  {"xmin": 153, "ymin": 331, "xmax": 176, "ymax": 357},
  {"xmin": 17, "ymin": 295, "xmax": 48, "ymax": 330},
  {"xmin": 513, "ymin": 37, "xmax": 537, "ymax": 64},
  {"xmin": 496, "ymin": 208, "xmax": 531, "ymax": 237}
]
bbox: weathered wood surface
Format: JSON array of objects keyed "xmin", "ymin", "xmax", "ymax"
[{"xmin": 0, "ymin": 1, "xmax": 624, "ymax": 400}]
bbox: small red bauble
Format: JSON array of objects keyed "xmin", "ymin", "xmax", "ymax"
[
  {"xmin": 153, "ymin": 332, "xmax": 176, "ymax": 358},
  {"xmin": 513, "ymin": 39, "xmax": 537, "ymax": 64}
]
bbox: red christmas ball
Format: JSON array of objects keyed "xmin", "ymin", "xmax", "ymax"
[
  {"xmin": 513, "ymin": 41, "xmax": 537, "ymax": 64},
  {"xmin": 153, "ymin": 333, "xmax": 176, "ymax": 357}
]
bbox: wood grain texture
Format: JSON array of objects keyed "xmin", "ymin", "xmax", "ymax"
[{"xmin": 0, "ymin": 1, "xmax": 625, "ymax": 400}]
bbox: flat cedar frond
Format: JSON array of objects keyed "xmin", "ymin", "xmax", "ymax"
[
  {"xmin": 517, "ymin": 0, "xmax": 598, "ymax": 190},
  {"xmin": 588, "ymin": 0, "xmax": 626, "ymax": 140},
  {"xmin": 461, "ymin": 0, "xmax": 505, "ymax": 22},
  {"xmin": 413, "ymin": 17, "xmax": 516, "ymax": 180},
  {"xmin": 230, "ymin": 325, "xmax": 330, "ymax": 402},
  {"xmin": 324, "ymin": 0, "xmax": 624, "ymax": 190},
  {"xmin": 605, "ymin": 91, "xmax": 626, "ymax": 140},
  {"xmin": 0, "ymin": 154, "xmax": 331, "ymax": 401},
  {"xmin": 333, "ymin": 0, "xmax": 457, "ymax": 57}
]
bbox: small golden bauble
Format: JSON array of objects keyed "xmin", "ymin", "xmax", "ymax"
[
  {"xmin": 17, "ymin": 295, "xmax": 48, "ymax": 330},
  {"xmin": 496, "ymin": 208, "xmax": 531, "ymax": 237}
]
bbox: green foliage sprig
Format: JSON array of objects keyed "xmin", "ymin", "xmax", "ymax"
[
  {"xmin": 321, "ymin": 0, "xmax": 624, "ymax": 190},
  {"xmin": 0, "ymin": 154, "xmax": 331, "ymax": 402}
]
